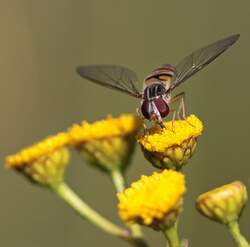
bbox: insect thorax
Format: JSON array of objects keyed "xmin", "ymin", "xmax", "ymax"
[
  {"xmin": 143, "ymin": 83, "xmax": 165, "ymax": 99},
  {"xmin": 143, "ymin": 64, "xmax": 176, "ymax": 101}
]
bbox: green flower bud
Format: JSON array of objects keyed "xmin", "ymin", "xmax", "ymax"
[{"xmin": 196, "ymin": 181, "xmax": 248, "ymax": 224}]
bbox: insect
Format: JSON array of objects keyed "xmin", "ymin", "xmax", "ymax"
[{"xmin": 77, "ymin": 34, "xmax": 240, "ymax": 128}]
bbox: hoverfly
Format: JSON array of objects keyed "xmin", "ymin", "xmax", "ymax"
[{"xmin": 77, "ymin": 34, "xmax": 240, "ymax": 127}]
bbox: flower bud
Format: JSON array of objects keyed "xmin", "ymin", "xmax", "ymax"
[{"xmin": 196, "ymin": 181, "xmax": 248, "ymax": 224}]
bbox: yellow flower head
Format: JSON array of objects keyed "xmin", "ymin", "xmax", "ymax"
[
  {"xmin": 196, "ymin": 181, "xmax": 248, "ymax": 224},
  {"xmin": 117, "ymin": 169, "xmax": 186, "ymax": 230},
  {"xmin": 68, "ymin": 114, "xmax": 142, "ymax": 173},
  {"xmin": 69, "ymin": 114, "xmax": 142, "ymax": 143},
  {"xmin": 138, "ymin": 115, "xmax": 203, "ymax": 170},
  {"xmin": 5, "ymin": 132, "xmax": 70, "ymax": 186}
]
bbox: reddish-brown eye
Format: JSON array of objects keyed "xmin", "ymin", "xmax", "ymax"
[
  {"xmin": 154, "ymin": 98, "xmax": 169, "ymax": 117},
  {"xmin": 141, "ymin": 100, "xmax": 150, "ymax": 119}
]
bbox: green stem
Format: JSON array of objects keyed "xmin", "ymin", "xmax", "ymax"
[
  {"xmin": 51, "ymin": 182, "xmax": 149, "ymax": 247},
  {"xmin": 163, "ymin": 223, "xmax": 181, "ymax": 247},
  {"xmin": 51, "ymin": 182, "xmax": 129, "ymax": 240},
  {"xmin": 110, "ymin": 169, "xmax": 143, "ymax": 239},
  {"xmin": 111, "ymin": 169, "xmax": 126, "ymax": 193},
  {"xmin": 227, "ymin": 221, "xmax": 249, "ymax": 247}
]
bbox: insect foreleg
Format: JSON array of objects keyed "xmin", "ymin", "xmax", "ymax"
[{"xmin": 136, "ymin": 107, "xmax": 148, "ymax": 132}]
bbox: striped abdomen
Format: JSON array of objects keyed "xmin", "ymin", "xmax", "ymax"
[{"xmin": 144, "ymin": 64, "xmax": 176, "ymax": 90}]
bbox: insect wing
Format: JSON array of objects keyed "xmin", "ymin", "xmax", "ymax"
[
  {"xmin": 76, "ymin": 65, "xmax": 142, "ymax": 98},
  {"xmin": 171, "ymin": 34, "xmax": 240, "ymax": 90}
]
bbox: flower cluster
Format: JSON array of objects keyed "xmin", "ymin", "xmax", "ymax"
[
  {"xmin": 6, "ymin": 114, "xmax": 203, "ymax": 224},
  {"xmin": 5, "ymin": 114, "xmax": 142, "ymax": 185}
]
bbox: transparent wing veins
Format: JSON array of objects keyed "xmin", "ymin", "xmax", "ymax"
[
  {"xmin": 171, "ymin": 34, "xmax": 240, "ymax": 90},
  {"xmin": 76, "ymin": 65, "xmax": 142, "ymax": 98}
]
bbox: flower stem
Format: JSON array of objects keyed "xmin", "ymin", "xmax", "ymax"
[
  {"xmin": 227, "ymin": 221, "xmax": 249, "ymax": 247},
  {"xmin": 111, "ymin": 169, "xmax": 126, "ymax": 193},
  {"xmin": 51, "ymin": 182, "xmax": 150, "ymax": 247},
  {"xmin": 51, "ymin": 182, "xmax": 129, "ymax": 239},
  {"xmin": 110, "ymin": 169, "xmax": 143, "ymax": 239},
  {"xmin": 163, "ymin": 223, "xmax": 181, "ymax": 247}
]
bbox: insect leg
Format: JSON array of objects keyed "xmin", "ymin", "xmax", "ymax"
[
  {"xmin": 170, "ymin": 92, "xmax": 186, "ymax": 119},
  {"xmin": 182, "ymin": 239, "xmax": 189, "ymax": 247},
  {"xmin": 136, "ymin": 107, "xmax": 148, "ymax": 132},
  {"xmin": 170, "ymin": 92, "xmax": 195, "ymax": 127},
  {"xmin": 136, "ymin": 107, "xmax": 142, "ymax": 118}
]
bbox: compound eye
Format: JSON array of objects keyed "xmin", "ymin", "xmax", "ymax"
[
  {"xmin": 154, "ymin": 98, "xmax": 169, "ymax": 118},
  {"xmin": 141, "ymin": 100, "xmax": 150, "ymax": 119}
]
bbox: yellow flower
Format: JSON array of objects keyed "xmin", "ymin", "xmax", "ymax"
[
  {"xmin": 68, "ymin": 114, "xmax": 142, "ymax": 173},
  {"xmin": 117, "ymin": 169, "xmax": 186, "ymax": 230},
  {"xmin": 137, "ymin": 114, "xmax": 203, "ymax": 170},
  {"xmin": 69, "ymin": 114, "xmax": 142, "ymax": 143},
  {"xmin": 196, "ymin": 181, "xmax": 248, "ymax": 225},
  {"xmin": 5, "ymin": 132, "xmax": 70, "ymax": 186}
]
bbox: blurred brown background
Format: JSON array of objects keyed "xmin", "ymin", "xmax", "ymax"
[{"xmin": 1, "ymin": 0, "xmax": 250, "ymax": 246}]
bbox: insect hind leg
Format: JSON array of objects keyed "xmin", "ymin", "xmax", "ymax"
[
  {"xmin": 170, "ymin": 92, "xmax": 195, "ymax": 127},
  {"xmin": 170, "ymin": 92, "xmax": 186, "ymax": 120}
]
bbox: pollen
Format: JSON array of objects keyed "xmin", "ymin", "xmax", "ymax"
[
  {"xmin": 137, "ymin": 114, "xmax": 203, "ymax": 169},
  {"xmin": 68, "ymin": 114, "xmax": 142, "ymax": 145},
  {"xmin": 6, "ymin": 132, "xmax": 69, "ymax": 168},
  {"xmin": 138, "ymin": 114, "xmax": 203, "ymax": 153},
  {"xmin": 117, "ymin": 169, "xmax": 186, "ymax": 226}
]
